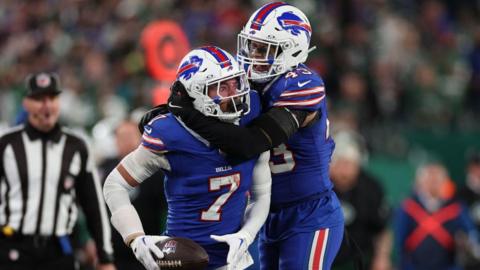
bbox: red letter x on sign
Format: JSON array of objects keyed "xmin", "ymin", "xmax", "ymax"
[{"xmin": 403, "ymin": 199, "xmax": 461, "ymax": 251}]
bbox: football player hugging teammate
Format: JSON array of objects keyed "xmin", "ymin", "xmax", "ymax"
[
  {"xmin": 160, "ymin": 2, "xmax": 345, "ymax": 270},
  {"xmin": 103, "ymin": 47, "xmax": 272, "ymax": 270}
]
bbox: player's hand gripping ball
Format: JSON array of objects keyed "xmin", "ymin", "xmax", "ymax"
[{"xmin": 155, "ymin": 237, "xmax": 209, "ymax": 270}]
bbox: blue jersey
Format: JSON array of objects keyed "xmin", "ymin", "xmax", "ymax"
[
  {"xmin": 257, "ymin": 65, "xmax": 343, "ymax": 269},
  {"xmin": 141, "ymin": 91, "xmax": 261, "ymax": 268},
  {"xmin": 260, "ymin": 64, "xmax": 335, "ymax": 206}
]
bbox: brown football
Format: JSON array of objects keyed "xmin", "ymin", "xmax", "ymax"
[{"xmin": 155, "ymin": 237, "xmax": 209, "ymax": 270}]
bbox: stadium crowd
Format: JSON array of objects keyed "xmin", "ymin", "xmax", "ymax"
[{"xmin": 1, "ymin": 0, "xmax": 480, "ymax": 135}]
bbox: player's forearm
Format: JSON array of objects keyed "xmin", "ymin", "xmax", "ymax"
[
  {"xmin": 177, "ymin": 107, "xmax": 302, "ymax": 160},
  {"xmin": 240, "ymin": 187, "xmax": 271, "ymax": 243},
  {"xmin": 239, "ymin": 151, "xmax": 271, "ymax": 242},
  {"xmin": 103, "ymin": 168, "xmax": 145, "ymax": 245},
  {"xmin": 176, "ymin": 109, "xmax": 270, "ymax": 160},
  {"xmin": 103, "ymin": 146, "xmax": 170, "ymax": 245}
]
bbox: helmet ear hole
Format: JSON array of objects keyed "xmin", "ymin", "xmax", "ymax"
[
  {"xmin": 274, "ymin": 65, "xmax": 284, "ymax": 73},
  {"xmin": 191, "ymin": 84, "xmax": 202, "ymax": 92},
  {"xmin": 282, "ymin": 41, "xmax": 292, "ymax": 50}
]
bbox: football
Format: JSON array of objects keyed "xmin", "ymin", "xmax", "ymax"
[{"xmin": 155, "ymin": 237, "xmax": 209, "ymax": 270}]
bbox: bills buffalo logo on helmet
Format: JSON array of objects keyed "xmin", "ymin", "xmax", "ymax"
[
  {"xmin": 177, "ymin": 55, "xmax": 203, "ymax": 80},
  {"xmin": 277, "ymin": 12, "xmax": 311, "ymax": 41}
]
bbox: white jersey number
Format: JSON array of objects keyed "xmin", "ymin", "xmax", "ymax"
[
  {"xmin": 200, "ymin": 173, "xmax": 240, "ymax": 221},
  {"xmin": 269, "ymin": 143, "xmax": 296, "ymax": 174}
]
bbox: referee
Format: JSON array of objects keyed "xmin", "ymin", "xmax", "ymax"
[{"xmin": 0, "ymin": 72, "xmax": 115, "ymax": 270}]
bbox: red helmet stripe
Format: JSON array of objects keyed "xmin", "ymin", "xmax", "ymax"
[
  {"xmin": 251, "ymin": 2, "xmax": 287, "ymax": 30},
  {"xmin": 200, "ymin": 46, "xmax": 232, "ymax": 68}
]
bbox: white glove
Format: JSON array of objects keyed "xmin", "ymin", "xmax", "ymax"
[
  {"xmin": 130, "ymin": 235, "xmax": 168, "ymax": 270},
  {"xmin": 211, "ymin": 231, "xmax": 254, "ymax": 270}
]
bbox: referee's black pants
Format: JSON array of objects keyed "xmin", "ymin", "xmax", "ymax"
[{"xmin": 0, "ymin": 235, "xmax": 75, "ymax": 270}]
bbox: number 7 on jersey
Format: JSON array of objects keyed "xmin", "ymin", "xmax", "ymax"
[{"xmin": 201, "ymin": 173, "xmax": 240, "ymax": 221}]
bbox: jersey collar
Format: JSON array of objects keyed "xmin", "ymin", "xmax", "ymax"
[{"xmin": 25, "ymin": 121, "xmax": 62, "ymax": 142}]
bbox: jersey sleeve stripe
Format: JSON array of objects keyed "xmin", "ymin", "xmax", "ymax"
[
  {"xmin": 141, "ymin": 141, "xmax": 166, "ymax": 152},
  {"xmin": 147, "ymin": 114, "xmax": 167, "ymax": 126},
  {"xmin": 273, "ymin": 95, "xmax": 325, "ymax": 107},
  {"xmin": 141, "ymin": 134, "xmax": 165, "ymax": 146},
  {"xmin": 279, "ymin": 86, "xmax": 324, "ymax": 98},
  {"xmin": 276, "ymin": 92, "xmax": 324, "ymax": 103},
  {"xmin": 140, "ymin": 144, "xmax": 167, "ymax": 154}
]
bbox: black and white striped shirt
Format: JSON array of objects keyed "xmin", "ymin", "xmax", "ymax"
[{"xmin": 0, "ymin": 122, "xmax": 113, "ymax": 262}]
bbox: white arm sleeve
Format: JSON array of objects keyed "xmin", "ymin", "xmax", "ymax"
[
  {"xmin": 103, "ymin": 145, "xmax": 170, "ymax": 244},
  {"xmin": 239, "ymin": 151, "xmax": 272, "ymax": 243}
]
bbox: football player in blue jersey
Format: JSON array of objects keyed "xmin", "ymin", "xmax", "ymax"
[
  {"xmin": 148, "ymin": 2, "xmax": 345, "ymax": 269},
  {"xmin": 103, "ymin": 46, "xmax": 272, "ymax": 270}
]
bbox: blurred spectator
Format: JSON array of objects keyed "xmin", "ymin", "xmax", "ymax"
[
  {"xmin": 394, "ymin": 162, "xmax": 479, "ymax": 270},
  {"xmin": 58, "ymin": 68, "xmax": 98, "ymax": 129},
  {"xmin": 466, "ymin": 30, "xmax": 480, "ymax": 117},
  {"xmin": 404, "ymin": 61, "xmax": 452, "ymax": 129},
  {"xmin": 98, "ymin": 119, "xmax": 167, "ymax": 270},
  {"xmin": 331, "ymin": 131, "xmax": 392, "ymax": 270},
  {"xmin": 331, "ymin": 71, "xmax": 379, "ymax": 130},
  {"xmin": 457, "ymin": 152, "xmax": 480, "ymax": 270}
]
